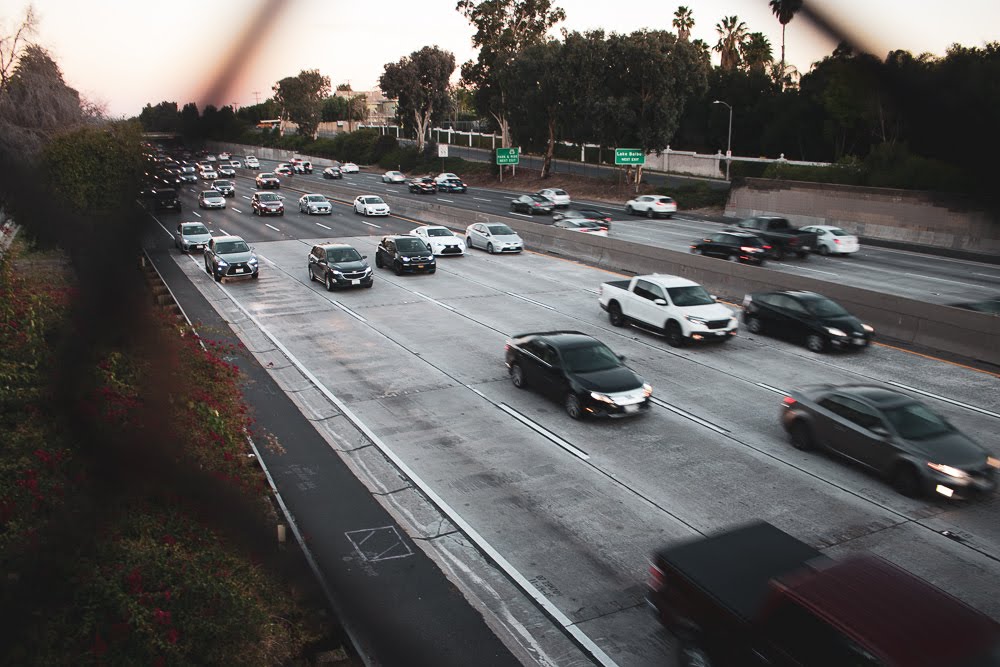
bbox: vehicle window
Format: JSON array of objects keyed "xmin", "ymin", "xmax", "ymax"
[
  {"xmin": 667, "ymin": 286, "xmax": 714, "ymax": 307},
  {"xmin": 634, "ymin": 280, "xmax": 654, "ymax": 300},
  {"xmin": 183, "ymin": 224, "xmax": 208, "ymax": 235},
  {"xmin": 805, "ymin": 298, "xmax": 850, "ymax": 318},
  {"xmin": 529, "ymin": 194, "xmax": 548, "ymax": 202},
  {"xmin": 655, "ymin": 196, "xmax": 673, "ymax": 204},
  {"xmin": 307, "ymin": 195, "xmax": 326, "ymax": 202},
  {"xmin": 395, "ymin": 238, "xmax": 427, "ymax": 252},
  {"xmin": 536, "ymin": 344, "xmax": 558, "ymax": 365},
  {"xmin": 364, "ymin": 197, "xmax": 384, "ymax": 204},
  {"xmin": 820, "ymin": 395, "xmax": 883, "ymax": 431},
  {"xmin": 215, "ymin": 241, "xmax": 249, "ymax": 254},
  {"xmin": 710, "ymin": 234, "xmax": 727, "ymax": 242},
  {"xmin": 763, "ymin": 600, "xmax": 884, "ymax": 666},
  {"xmin": 773, "ymin": 295, "xmax": 808, "ymax": 315},
  {"xmin": 327, "ymin": 248, "xmax": 362, "ymax": 263},
  {"xmin": 560, "ymin": 343, "xmax": 621, "ymax": 373},
  {"xmin": 828, "ymin": 228, "xmax": 848, "ymax": 236},
  {"xmin": 882, "ymin": 402, "xmax": 953, "ymax": 440},
  {"xmin": 488, "ymin": 225, "xmax": 514, "ymax": 235},
  {"xmin": 427, "ymin": 228, "xmax": 452, "ymax": 237},
  {"xmin": 259, "ymin": 193, "xmax": 279, "ymax": 202}
]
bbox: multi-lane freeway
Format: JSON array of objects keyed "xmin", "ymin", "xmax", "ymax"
[{"xmin": 147, "ymin": 162, "xmax": 1000, "ymax": 665}]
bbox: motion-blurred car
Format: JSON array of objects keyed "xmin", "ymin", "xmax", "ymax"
[
  {"xmin": 504, "ymin": 331, "xmax": 652, "ymax": 419},
  {"xmin": 322, "ymin": 166, "xmax": 343, "ymax": 179},
  {"xmin": 251, "ymin": 191, "xmax": 284, "ymax": 216},
  {"xmin": 204, "ymin": 235, "xmax": 258, "ymax": 282},
  {"xmin": 742, "ymin": 290, "xmax": 874, "ymax": 352},
  {"xmin": 625, "ymin": 195, "xmax": 676, "ymax": 218},
  {"xmin": 553, "ymin": 218, "xmax": 607, "ymax": 236},
  {"xmin": 255, "ymin": 172, "xmax": 280, "ymax": 189},
  {"xmin": 800, "ymin": 225, "xmax": 860, "ymax": 256},
  {"xmin": 437, "ymin": 178, "xmax": 467, "ymax": 193},
  {"xmin": 553, "ymin": 208, "xmax": 611, "ymax": 229},
  {"xmin": 178, "ymin": 171, "xmax": 198, "ymax": 184},
  {"xmin": 308, "ymin": 243, "xmax": 373, "ymax": 290},
  {"xmin": 298, "ymin": 194, "xmax": 332, "ymax": 215},
  {"xmin": 274, "ymin": 164, "xmax": 294, "ymax": 176},
  {"xmin": 465, "ymin": 223, "xmax": 523, "ymax": 254},
  {"xmin": 198, "ymin": 190, "xmax": 226, "ymax": 209},
  {"xmin": 354, "ymin": 195, "xmax": 390, "ymax": 216},
  {"xmin": 410, "ymin": 225, "xmax": 465, "ymax": 256},
  {"xmin": 537, "ymin": 188, "xmax": 570, "ymax": 208},
  {"xmin": 244, "ymin": 155, "xmax": 260, "ymax": 169},
  {"xmin": 781, "ymin": 384, "xmax": 999, "ymax": 498},
  {"xmin": 212, "ymin": 180, "xmax": 235, "ymax": 197},
  {"xmin": 174, "ymin": 221, "xmax": 211, "ymax": 253},
  {"xmin": 510, "ymin": 194, "xmax": 553, "ymax": 215},
  {"xmin": 433, "ymin": 172, "xmax": 459, "ymax": 184},
  {"xmin": 382, "ymin": 170, "xmax": 406, "ymax": 183},
  {"xmin": 374, "ymin": 235, "xmax": 435, "ymax": 275},
  {"xmin": 228, "ymin": 159, "xmax": 242, "ymax": 169},
  {"xmin": 341, "ymin": 162, "xmax": 360, "ymax": 173},
  {"xmin": 408, "ymin": 177, "xmax": 437, "ymax": 194},
  {"xmin": 691, "ymin": 231, "xmax": 771, "ymax": 265}
]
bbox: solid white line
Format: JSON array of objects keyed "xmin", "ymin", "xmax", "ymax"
[
  {"xmin": 885, "ymin": 381, "xmax": 1000, "ymax": 419},
  {"xmin": 497, "ymin": 403, "xmax": 590, "ymax": 461},
  {"xmin": 209, "ymin": 293, "xmax": 619, "ymax": 667},
  {"xmin": 505, "ymin": 291, "xmax": 555, "ymax": 310},
  {"xmin": 510, "ymin": 212, "xmax": 533, "ymax": 218},
  {"xmin": 473, "ymin": 197, "xmax": 492, "ymax": 202},
  {"xmin": 192, "ymin": 211, "xmax": 201, "ymax": 217},
  {"xmin": 231, "ymin": 207, "xmax": 242, "ymax": 213},
  {"xmin": 772, "ymin": 262, "xmax": 838, "ymax": 276},
  {"xmin": 360, "ymin": 220, "xmax": 381, "ymax": 228},
  {"xmin": 412, "ymin": 291, "xmax": 456, "ymax": 311},
  {"xmin": 316, "ymin": 222, "xmax": 331, "ymax": 230},
  {"xmin": 218, "ymin": 228, "xmax": 228, "ymax": 235},
  {"xmin": 756, "ymin": 382, "xmax": 789, "ymax": 396},
  {"xmin": 903, "ymin": 273, "xmax": 990, "ymax": 289},
  {"xmin": 332, "ymin": 301, "xmax": 366, "ymax": 322},
  {"xmin": 974, "ymin": 272, "xmax": 1000, "ymax": 278},
  {"xmin": 265, "ymin": 223, "xmax": 280, "ymax": 232},
  {"xmin": 437, "ymin": 198, "xmax": 455, "ymax": 203},
  {"xmin": 649, "ymin": 398, "xmax": 728, "ymax": 434}
]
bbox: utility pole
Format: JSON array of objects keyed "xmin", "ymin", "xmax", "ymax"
[{"xmin": 252, "ymin": 91, "xmax": 261, "ymax": 106}]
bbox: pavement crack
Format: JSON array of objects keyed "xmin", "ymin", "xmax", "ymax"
[{"xmin": 570, "ymin": 601, "xmax": 645, "ymax": 625}]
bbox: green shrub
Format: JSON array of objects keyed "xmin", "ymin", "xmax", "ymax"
[{"xmin": 665, "ymin": 182, "xmax": 730, "ymax": 210}]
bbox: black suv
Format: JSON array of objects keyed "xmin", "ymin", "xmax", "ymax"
[
  {"xmin": 408, "ymin": 177, "xmax": 438, "ymax": 194},
  {"xmin": 742, "ymin": 290, "xmax": 875, "ymax": 352},
  {"xmin": 308, "ymin": 243, "xmax": 374, "ymax": 290},
  {"xmin": 505, "ymin": 331, "xmax": 652, "ymax": 419},
  {"xmin": 150, "ymin": 188, "xmax": 181, "ymax": 211},
  {"xmin": 374, "ymin": 236, "xmax": 436, "ymax": 275},
  {"xmin": 690, "ymin": 231, "xmax": 770, "ymax": 264}
]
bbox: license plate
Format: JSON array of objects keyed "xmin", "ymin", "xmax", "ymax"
[
  {"xmin": 714, "ymin": 331, "xmax": 725, "ymax": 336},
  {"xmin": 853, "ymin": 337, "xmax": 865, "ymax": 345},
  {"xmin": 624, "ymin": 404, "xmax": 639, "ymax": 413},
  {"xmin": 351, "ymin": 279, "xmax": 360, "ymax": 285},
  {"xmin": 802, "ymin": 246, "xmax": 811, "ymax": 251},
  {"xmin": 235, "ymin": 268, "xmax": 245, "ymax": 273},
  {"xmin": 416, "ymin": 264, "xmax": 424, "ymax": 269}
]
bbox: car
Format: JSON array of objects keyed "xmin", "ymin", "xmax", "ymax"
[
  {"xmin": 781, "ymin": 384, "xmax": 999, "ymax": 498},
  {"xmin": 255, "ymin": 173, "xmax": 280, "ymax": 189},
  {"xmin": 382, "ymin": 170, "xmax": 406, "ymax": 183},
  {"xmin": 322, "ymin": 166, "xmax": 343, "ymax": 179},
  {"xmin": 298, "ymin": 160, "xmax": 313, "ymax": 174},
  {"xmin": 199, "ymin": 167, "xmax": 218, "ymax": 180},
  {"xmin": 217, "ymin": 165, "xmax": 236, "ymax": 178},
  {"xmin": 228, "ymin": 159, "xmax": 242, "ymax": 169},
  {"xmin": 465, "ymin": 223, "xmax": 523, "ymax": 254},
  {"xmin": 147, "ymin": 188, "xmax": 181, "ymax": 211},
  {"xmin": 298, "ymin": 194, "xmax": 332, "ymax": 215},
  {"xmin": 198, "ymin": 190, "xmax": 226, "ymax": 209},
  {"xmin": 341, "ymin": 162, "xmax": 360, "ymax": 173},
  {"xmin": 308, "ymin": 243, "xmax": 373, "ymax": 290},
  {"xmin": 218, "ymin": 152, "xmax": 231, "ymax": 160},
  {"xmin": 178, "ymin": 171, "xmax": 197, "ymax": 184},
  {"xmin": 691, "ymin": 231, "xmax": 771, "ymax": 264},
  {"xmin": 504, "ymin": 331, "xmax": 652, "ymax": 419},
  {"xmin": 552, "ymin": 218, "xmax": 607, "ymax": 236},
  {"xmin": 174, "ymin": 221, "xmax": 211, "ymax": 253},
  {"xmin": 206, "ymin": 154, "xmax": 217, "ymax": 162},
  {"xmin": 437, "ymin": 178, "xmax": 468, "ymax": 193},
  {"xmin": 800, "ymin": 225, "xmax": 860, "ymax": 256},
  {"xmin": 251, "ymin": 191, "xmax": 284, "ymax": 216},
  {"xmin": 625, "ymin": 194, "xmax": 677, "ymax": 218},
  {"xmin": 410, "ymin": 226, "xmax": 466, "ymax": 256},
  {"xmin": 742, "ymin": 290, "xmax": 874, "ymax": 352},
  {"xmin": 244, "ymin": 156, "xmax": 260, "ymax": 169},
  {"xmin": 274, "ymin": 164, "xmax": 294, "ymax": 176},
  {"xmin": 537, "ymin": 188, "xmax": 570, "ymax": 208},
  {"xmin": 212, "ymin": 180, "xmax": 235, "ymax": 197},
  {"xmin": 354, "ymin": 195, "xmax": 390, "ymax": 216},
  {"xmin": 204, "ymin": 235, "xmax": 258, "ymax": 282},
  {"xmin": 374, "ymin": 235, "xmax": 436, "ymax": 275},
  {"xmin": 510, "ymin": 194, "xmax": 553, "ymax": 215},
  {"xmin": 734, "ymin": 216, "xmax": 818, "ymax": 260},
  {"xmin": 553, "ymin": 208, "xmax": 611, "ymax": 229},
  {"xmin": 408, "ymin": 177, "xmax": 438, "ymax": 194},
  {"xmin": 433, "ymin": 172, "xmax": 459, "ymax": 184}
]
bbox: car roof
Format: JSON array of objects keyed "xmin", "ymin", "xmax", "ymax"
[
  {"xmin": 513, "ymin": 331, "xmax": 600, "ymax": 349},
  {"xmin": 828, "ymin": 384, "xmax": 914, "ymax": 407},
  {"xmin": 638, "ymin": 274, "xmax": 701, "ymax": 289},
  {"xmin": 316, "ymin": 243, "xmax": 355, "ymax": 250},
  {"xmin": 212, "ymin": 235, "xmax": 243, "ymax": 243}
]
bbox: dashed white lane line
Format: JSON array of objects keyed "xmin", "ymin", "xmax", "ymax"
[
  {"xmin": 316, "ymin": 222, "xmax": 331, "ymax": 230},
  {"xmin": 218, "ymin": 228, "xmax": 228, "ymax": 235},
  {"xmin": 510, "ymin": 212, "xmax": 533, "ymax": 218},
  {"xmin": 412, "ymin": 291, "xmax": 455, "ymax": 311},
  {"xmin": 437, "ymin": 198, "xmax": 455, "ymax": 203},
  {"xmin": 473, "ymin": 197, "xmax": 492, "ymax": 202},
  {"xmin": 231, "ymin": 207, "xmax": 242, "ymax": 213},
  {"xmin": 771, "ymin": 263, "xmax": 838, "ymax": 276},
  {"xmin": 360, "ymin": 220, "xmax": 382, "ymax": 228},
  {"xmin": 242, "ymin": 195, "xmax": 251, "ymax": 200},
  {"xmin": 903, "ymin": 273, "xmax": 988, "ymax": 289},
  {"xmin": 265, "ymin": 223, "xmax": 280, "ymax": 232},
  {"xmin": 191, "ymin": 211, "xmax": 201, "ymax": 217}
]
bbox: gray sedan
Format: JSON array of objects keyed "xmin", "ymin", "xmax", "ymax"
[
  {"xmin": 465, "ymin": 222, "xmax": 523, "ymax": 254},
  {"xmin": 174, "ymin": 221, "xmax": 211, "ymax": 253},
  {"xmin": 198, "ymin": 190, "xmax": 226, "ymax": 209},
  {"xmin": 299, "ymin": 194, "xmax": 332, "ymax": 215}
]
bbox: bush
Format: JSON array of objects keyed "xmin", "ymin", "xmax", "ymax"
[
  {"xmin": 371, "ymin": 134, "xmax": 399, "ymax": 162},
  {"xmin": 665, "ymin": 182, "xmax": 729, "ymax": 210},
  {"xmin": 761, "ymin": 157, "xmax": 866, "ymax": 185}
]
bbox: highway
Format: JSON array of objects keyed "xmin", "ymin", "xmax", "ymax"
[{"xmin": 148, "ymin": 170, "xmax": 1000, "ymax": 665}]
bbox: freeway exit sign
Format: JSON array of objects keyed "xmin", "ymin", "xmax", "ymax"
[
  {"xmin": 615, "ymin": 148, "xmax": 645, "ymax": 165},
  {"xmin": 496, "ymin": 147, "xmax": 520, "ymax": 165}
]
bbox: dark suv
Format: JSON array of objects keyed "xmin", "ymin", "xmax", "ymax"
[
  {"xmin": 742, "ymin": 290, "xmax": 874, "ymax": 352},
  {"xmin": 691, "ymin": 231, "xmax": 770, "ymax": 264},
  {"xmin": 374, "ymin": 236, "xmax": 436, "ymax": 275},
  {"xmin": 150, "ymin": 188, "xmax": 181, "ymax": 211},
  {"xmin": 308, "ymin": 243, "xmax": 374, "ymax": 290},
  {"xmin": 437, "ymin": 178, "xmax": 467, "ymax": 193},
  {"xmin": 408, "ymin": 177, "xmax": 438, "ymax": 194}
]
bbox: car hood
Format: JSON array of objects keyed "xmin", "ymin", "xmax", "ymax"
[
  {"xmin": 570, "ymin": 366, "xmax": 643, "ymax": 393},
  {"xmin": 399, "ymin": 250, "xmax": 433, "ymax": 258},
  {"xmin": 182, "ymin": 233, "xmax": 212, "ymax": 244},
  {"xmin": 818, "ymin": 314, "xmax": 865, "ymax": 333},
  {"xmin": 330, "ymin": 260, "xmax": 369, "ymax": 272},
  {"xmin": 683, "ymin": 303, "xmax": 735, "ymax": 320},
  {"xmin": 904, "ymin": 430, "xmax": 987, "ymax": 468},
  {"xmin": 261, "ymin": 201, "xmax": 282, "ymax": 207},
  {"xmin": 490, "ymin": 234, "xmax": 522, "ymax": 244},
  {"xmin": 218, "ymin": 250, "xmax": 254, "ymax": 263},
  {"xmin": 204, "ymin": 196, "xmax": 225, "ymax": 202},
  {"xmin": 308, "ymin": 202, "xmax": 331, "ymax": 208},
  {"xmin": 426, "ymin": 237, "xmax": 460, "ymax": 246}
]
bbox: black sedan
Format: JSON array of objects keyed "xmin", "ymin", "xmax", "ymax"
[
  {"xmin": 322, "ymin": 166, "xmax": 343, "ymax": 179},
  {"xmin": 505, "ymin": 331, "xmax": 652, "ymax": 420},
  {"xmin": 408, "ymin": 177, "xmax": 438, "ymax": 194},
  {"xmin": 437, "ymin": 178, "xmax": 468, "ymax": 193},
  {"xmin": 510, "ymin": 194, "xmax": 554, "ymax": 215},
  {"xmin": 374, "ymin": 235, "xmax": 436, "ymax": 275},
  {"xmin": 782, "ymin": 384, "xmax": 998, "ymax": 498},
  {"xmin": 742, "ymin": 290, "xmax": 874, "ymax": 352},
  {"xmin": 690, "ymin": 231, "xmax": 770, "ymax": 264}
]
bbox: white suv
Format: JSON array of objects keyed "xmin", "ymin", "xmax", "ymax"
[{"xmin": 244, "ymin": 155, "xmax": 260, "ymax": 169}]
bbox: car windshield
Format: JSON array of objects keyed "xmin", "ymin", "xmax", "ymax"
[
  {"xmin": 805, "ymin": 297, "xmax": 850, "ymax": 318},
  {"xmin": 395, "ymin": 238, "xmax": 427, "ymax": 252},
  {"xmin": 827, "ymin": 228, "xmax": 849, "ymax": 236},
  {"xmin": 655, "ymin": 197, "xmax": 674, "ymax": 204},
  {"xmin": 306, "ymin": 195, "xmax": 326, "ymax": 202},
  {"xmin": 261, "ymin": 173, "xmax": 275, "ymax": 178},
  {"xmin": 201, "ymin": 191, "xmax": 218, "ymax": 198},
  {"xmin": 215, "ymin": 241, "xmax": 249, "ymax": 254},
  {"xmin": 364, "ymin": 197, "xmax": 384, "ymax": 204},
  {"xmin": 182, "ymin": 224, "xmax": 208, "ymax": 235},
  {"xmin": 882, "ymin": 402, "xmax": 954, "ymax": 440},
  {"xmin": 327, "ymin": 248, "xmax": 362, "ymax": 263},
  {"xmin": 426, "ymin": 228, "xmax": 453, "ymax": 237},
  {"xmin": 488, "ymin": 225, "xmax": 514, "ymax": 235},
  {"xmin": 667, "ymin": 285, "xmax": 715, "ymax": 307},
  {"xmin": 551, "ymin": 189, "xmax": 566, "ymax": 195},
  {"xmin": 529, "ymin": 194, "xmax": 548, "ymax": 202},
  {"xmin": 215, "ymin": 181, "xmax": 232, "ymax": 187},
  {"xmin": 560, "ymin": 343, "xmax": 622, "ymax": 373},
  {"xmin": 259, "ymin": 193, "xmax": 279, "ymax": 202}
]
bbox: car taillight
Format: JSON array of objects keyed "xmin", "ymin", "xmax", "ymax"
[
  {"xmin": 763, "ymin": 245, "xmax": 772, "ymax": 250},
  {"xmin": 782, "ymin": 396, "xmax": 797, "ymax": 406},
  {"xmin": 834, "ymin": 238, "xmax": 841, "ymax": 244},
  {"xmin": 648, "ymin": 563, "xmax": 665, "ymax": 591}
]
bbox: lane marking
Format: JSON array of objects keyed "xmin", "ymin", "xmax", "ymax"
[
  {"xmin": 473, "ymin": 197, "xmax": 492, "ymax": 202},
  {"xmin": 505, "ymin": 291, "xmax": 555, "ymax": 310},
  {"xmin": 885, "ymin": 381, "xmax": 1000, "ymax": 419},
  {"xmin": 231, "ymin": 207, "xmax": 242, "ymax": 213},
  {"xmin": 437, "ymin": 198, "xmax": 455, "ymax": 203},
  {"xmin": 973, "ymin": 272, "xmax": 1000, "ymax": 278},
  {"xmin": 412, "ymin": 291, "xmax": 456, "ymax": 311},
  {"xmin": 242, "ymin": 195, "xmax": 251, "ymax": 200},
  {"xmin": 510, "ymin": 212, "xmax": 533, "ymax": 218},
  {"xmin": 904, "ymin": 272, "xmax": 992, "ymax": 289},
  {"xmin": 497, "ymin": 403, "xmax": 590, "ymax": 461},
  {"xmin": 218, "ymin": 228, "xmax": 228, "ymax": 235},
  {"xmin": 191, "ymin": 211, "xmax": 201, "ymax": 217},
  {"xmin": 649, "ymin": 397, "xmax": 728, "ymax": 434},
  {"xmin": 771, "ymin": 262, "xmax": 838, "ymax": 276},
  {"xmin": 360, "ymin": 220, "xmax": 382, "ymax": 228},
  {"xmin": 316, "ymin": 222, "xmax": 331, "ymax": 230},
  {"xmin": 265, "ymin": 223, "xmax": 280, "ymax": 232},
  {"xmin": 756, "ymin": 382, "xmax": 789, "ymax": 396}
]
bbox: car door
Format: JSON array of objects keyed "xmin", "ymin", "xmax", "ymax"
[
  {"xmin": 814, "ymin": 395, "xmax": 884, "ymax": 469},
  {"xmin": 703, "ymin": 233, "xmax": 729, "ymax": 258},
  {"xmin": 628, "ymin": 279, "xmax": 665, "ymax": 327},
  {"xmin": 309, "ymin": 246, "xmax": 323, "ymax": 281},
  {"xmin": 470, "ymin": 224, "xmax": 486, "ymax": 248},
  {"xmin": 764, "ymin": 294, "xmax": 808, "ymax": 341},
  {"xmin": 530, "ymin": 342, "xmax": 564, "ymax": 398}
]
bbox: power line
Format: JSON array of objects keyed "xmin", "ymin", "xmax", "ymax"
[{"xmin": 252, "ymin": 91, "xmax": 261, "ymax": 105}]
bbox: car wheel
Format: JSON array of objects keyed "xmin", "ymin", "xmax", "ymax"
[
  {"xmin": 308, "ymin": 266, "xmax": 314, "ymax": 282},
  {"xmin": 354, "ymin": 207, "xmax": 359, "ymax": 215},
  {"xmin": 728, "ymin": 254, "xmax": 739, "ymax": 262},
  {"xmin": 892, "ymin": 465, "xmax": 922, "ymax": 498},
  {"xmin": 789, "ymin": 420, "xmax": 815, "ymax": 451},
  {"xmin": 487, "ymin": 243, "xmax": 495, "ymax": 254},
  {"xmin": 665, "ymin": 321, "xmax": 685, "ymax": 347},
  {"xmin": 608, "ymin": 302, "xmax": 625, "ymax": 327},
  {"xmin": 325, "ymin": 273, "xmax": 334, "ymax": 291},
  {"xmin": 772, "ymin": 246, "xmax": 785, "ymax": 260},
  {"xmin": 375, "ymin": 254, "xmax": 383, "ymax": 268},
  {"xmin": 466, "ymin": 235, "xmax": 474, "ymax": 249},
  {"xmin": 565, "ymin": 393, "xmax": 583, "ymax": 420},
  {"xmin": 819, "ymin": 245, "xmax": 830, "ymax": 256},
  {"xmin": 365, "ymin": 281, "xmax": 373, "ymax": 288},
  {"xmin": 746, "ymin": 316, "xmax": 763, "ymax": 334},
  {"xmin": 806, "ymin": 334, "xmax": 826, "ymax": 353},
  {"xmin": 625, "ymin": 205, "xmax": 634, "ymax": 215},
  {"xmin": 797, "ymin": 251, "xmax": 809, "ymax": 260},
  {"xmin": 393, "ymin": 261, "xmax": 402, "ymax": 276},
  {"xmin": 510, "ymin": 363, "xmax": 527, "ymax": 388},
  {"xmin": 646, "ymin": 208, "xmax": 654, "ymax": 218}
]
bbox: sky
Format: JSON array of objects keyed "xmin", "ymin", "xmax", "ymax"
[{"xmin": 12, "ymin": 0, "xmax": 1000, "ymax": 117}]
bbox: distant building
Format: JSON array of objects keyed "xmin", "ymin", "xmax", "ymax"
[{"xmin": 335, "ymin": 87, "xmax": 397, "ymax": 126}]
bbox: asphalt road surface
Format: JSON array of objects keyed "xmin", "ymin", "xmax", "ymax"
[{"xmin": 148, "ymin": 172, "xmax": 1000, "ymax": 666}]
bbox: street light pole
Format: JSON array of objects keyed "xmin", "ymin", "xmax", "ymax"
[{"xmin": 713, "ymin": 100, "xmax": 732, "ymax": 181}]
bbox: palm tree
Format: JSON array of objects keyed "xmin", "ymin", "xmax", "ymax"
[
  {"xmin": 741, "ymin": 32, "xmax": 773, "ymax": 74},
  {"xmin": 714, "ymin": 16, "xmax": 748, "ymax": 71},
  {"xmin": 769, "ymin": 0, "xmax": 803, "ymax": 84},
  {"xmin": 672, "ymin": 6, "xmax": 694, "ymax": 42}
]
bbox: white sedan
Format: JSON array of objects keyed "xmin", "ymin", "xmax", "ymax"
[
  {"xmin": 341, "ymin": 162, "xmax": 360, "ymax": 173},
  {"xmin": 434, "ymin": 172, "xmax": 459, "ymax": 184},
  {"xmin": 354, "ymin": 195, "xmax": 390, "ymax": 216},
  {"xmin": 410, "ymin": 226, "xmax": 466, "ymax": 256},
  {"xmin": 537, "ymin": 188, "xmax": 570, "ymax": 208},
  {"xmin": 299, "ymin": 194, "xmax": 332, "ymax": 215},
  {"xmin": 382, "ymin": 170, "xmax": 406, "ymax": 183},
  {"xmin": 800, "ymin": 225, "xmax": 860, "ymax": 256},
  {"xmin": 625, "ymin": 194, "xmax": 677, "ymax": 219}
]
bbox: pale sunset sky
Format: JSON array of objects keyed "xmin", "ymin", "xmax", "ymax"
[{"xmin": 10, "ymin": 0, "xmax": 999, "ymax": 117}]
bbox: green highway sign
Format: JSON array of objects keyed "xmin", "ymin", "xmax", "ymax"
[
  {"xmin": 496, "ymin": 147, "xmax": 520, "ymax": 165},
  {"xmin": 615, "ymin": 148, "xmax": 645, "ymax": 165}
]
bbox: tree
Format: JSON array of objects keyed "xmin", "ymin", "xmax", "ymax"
[
  {"xmin": 714, "ymin": 16, "xmax": 748, "ymax": 71},
  {"xmin": 0, "ymin": 5, "xmax": 36, "ymax": 93},
  {"xmin": 741, "ymin": 32, "xmax": 773, "ymax": 75},
  {"xmin": 507, "ymin": 40, "xmax": 566, "ymax": 177},
  {"xmin": 672, "ymin": 6, "xmax": 694, "ymax": 42},
  {"xmin": 456, "ymin": 0, "xmax": 566, "ymax": 148},
  {"xmin": 272, "ymin": 69, "xmax": 330, "ymax": 138},
  {"xmin": 379, "ymin": 45, "xmax": 455, "ymax": 152},
  {"xmin": 138, "ymin": 101, "xmax": 179, "ymax": 132},
  {"xmin": 769, "ymin": 0, "xmax": 803, "ymax": 87}
]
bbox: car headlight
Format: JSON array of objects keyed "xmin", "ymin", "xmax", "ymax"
[
  {"xmin": 927, "ymin": 462, "xmax": 969, "ymax": 479},
  {"xmin": 825, "ymin": 327, "xmax": 847, "ymax": 337},
  {"xmin": 401, "ymin": 257, "xmax": 410, "ymax": 262},
  {"xmin": 986, "ymin": 456, "xmax": 999, "ymax": 469},
  {"xmin": 862, "ymin": 324, "xmax": 874, "ymax": 333},
  {"xmin": 685, "ymin": 315, "xmax": 707, "ymax": 324},
  {"xmin": 216, "ymin": 259, "xmax": 229, "ymax": 267},
  {"xmin": 248, "ymin": 256, "xmax": 258, "ymax": 266},
  {"xmin": 331, "ymin": 270, "xmax": 342, "ymax": 276},
  {"xmin": 642, "ymin": 383, "xmax": 653, "ymax": 397},
  {"xmin": 589, "ymin": 392, "xmax": 616, "ymax": 405}
]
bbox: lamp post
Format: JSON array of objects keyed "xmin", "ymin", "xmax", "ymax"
[{"xmin": 713, "ymin": 100, "xmax": 732, "ymax": 181}]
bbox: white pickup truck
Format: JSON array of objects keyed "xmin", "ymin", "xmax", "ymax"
[{"xmin": 598, "ymin": 274, "xmax": 738, "ymax": 346}]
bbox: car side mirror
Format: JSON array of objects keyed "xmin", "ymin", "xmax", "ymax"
[
  {"xmin": 362, "ymin": 254, "xmax": 368, "ymax": 259},
  {"xmin": 617, "ymin": 354, "xmax": 626, "ymax": 361},
  {"xmin": 710, "ymin": 294, "xmax": 717, "ymax": 301},
  {"xmin": 654, "ymin": 299, "xmax": 668, "ymax": 306}
]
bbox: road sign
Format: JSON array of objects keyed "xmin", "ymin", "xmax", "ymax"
[
  {"xmin": 615, "ymin": 148, "xmax": 645, "ymax": 165},
  {"xmin": 438, "ymin": 144, "xmax": 449, "ymax": 158},
  {"xmin": 496, "ymin": 147, "xmax": 520, "ymax": 165}
]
